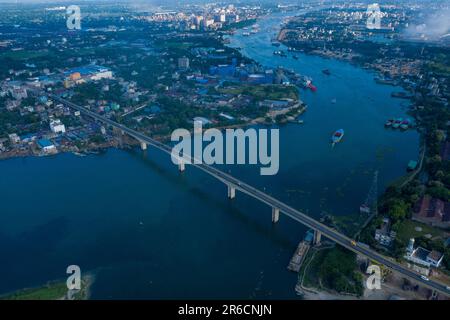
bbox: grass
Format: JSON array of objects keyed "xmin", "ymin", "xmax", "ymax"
[
  {"xmin": 1, "ymin": 276, "xmax": 92, "ymax": 300},
  {"xmin": 1, "ymin": 281, "xmax": 68, "ymax": 300},
  {"xmin": 219, "ymin": 84, "xmax": 299, "ymax": 101},
  {"xmin": 0, "ymin": 50, "xmax": 50, "ymax": 60},
  {"xmin": 396, "ymin": 219, "xmax": 446, "ymax": 244}
]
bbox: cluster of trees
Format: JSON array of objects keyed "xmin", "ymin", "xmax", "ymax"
[{"xmin": 318, "ymin": 247, "xmax": 364, "ymax": 296}]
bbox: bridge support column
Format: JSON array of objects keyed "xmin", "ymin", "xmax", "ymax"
[
  {"xmin": 140, "ymin": 141, "xmax": 147, "ymax": 151},
  {"xmin": 313, "ymin": 230, "xmax": 322, "ymax": 245},
  {"xmin": 227, "ymin": 185, "xmax": 235, "ymax": 199},
  {"xmin": 272, "ymin": 207, "xmax": 280, "ymax": 223},
  {"xmin": 178, "ymin": 161, "xmax": 185, "ymax": 172}
]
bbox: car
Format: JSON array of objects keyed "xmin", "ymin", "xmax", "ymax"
[
  {"xmin": 350, "ymin": 240, "xmax": 357, "ymax": 246},
  {"xmin": 421, "ymin": 275, "xmax": 429, "ymax": 281}
]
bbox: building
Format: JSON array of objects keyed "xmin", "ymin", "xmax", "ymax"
[
  {"xmin": 8, "ymin": 133, "xmax": 20, "ymax": 144},
  {"xmin": 50, "ymin": 119, "xmax": 66, "ymax": 134},
  {"xmin": 404, "ymin": 238, "xmax": 444, "ymax": 268},
  {"xmin": 412, "ymin": 195, "xmax": 450, "ymax": 228},
  {"xmin": 374, "ymin": 217, "xmax": 396, "ymax": 246},
  {"xmin": 178, "ymin": 57, "xmax": 190, "ymax": 69},
  {"xmin": 37, "ymin": 139, "xmax": 56, "ymax": 153}
]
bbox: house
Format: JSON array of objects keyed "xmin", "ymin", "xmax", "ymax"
[
  {"xmin": 8, "ymin": 133, "xmax": 20, "ymax": 144},
  {"xmin": 37, "ymin": 139, "xmax": 56, "ymax": 153},
  {"xmin": 374, "ymin": 217, "xmax": 396, "ymax": 246},
  {"xmin": 50, "ymin": 119, "xmax": 66, "ymax": 134},
  {"xmin": 412, "ymin": 195, "xmax": 450, "ymax": 228},
  {"xmin": 405, "ymin": 238, "xmax": 444, "ymax": 268}
]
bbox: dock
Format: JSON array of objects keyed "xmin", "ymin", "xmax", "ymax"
[{"xmin": 287, "ymin": 240, "xmax": 310, "ymax": 272}]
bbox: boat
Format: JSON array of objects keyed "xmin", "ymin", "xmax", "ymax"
[
  {"xmin": 360, "ymin": 204, "xmax": 371, "ymax": 214},
  {"xmin": 331, "ymin": 98, "xmax": 337, "ymax": 104},
  {"xmin": 384, "ymin": 119, "xmax": 394, "ymax": 127},
  {"xmin": 243, "ymin": 32, "xmax": 250, "ymax": 36},
  {"xmin": 307, "ymin": 82, "xmax": 317, "ymax": 92},
  {"xmin": 331, "ymin": 129, "xmax": 344, "ymax": 144},
  {"xmin": 292, "ymin": 55, "xmax": 299, "ymax": 60},
  {"xmin": 271, "ymin": 42, "xmax": 281, "ymax": 47},
  {"xmin": 400, "ymin": 118, "xmax": 410, "ymax": 130},
  {"xmin": 392, "ymin": 118, "xmax": 403, "ymax": 129},
  {"xmin": 322, "ymin": 69, "xmax": 331, "ymax": 75}
]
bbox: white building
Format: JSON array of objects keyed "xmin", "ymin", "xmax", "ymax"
[
  {"xmin": 8, "ymin": 133, "xmax": 20, "ymax": 144},
  {"xmin": 50, "ymin": 119, "xmax": 66, "ymax": 134},
  {"xmin": 404, "ymin": 238, "xmax": 444, "ymax": 268}
]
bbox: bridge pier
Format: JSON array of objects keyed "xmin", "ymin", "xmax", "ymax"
[
  {"xmin": 227, "ymin": 185, "xmax": 236, "ymax": 199},
  {"xmin": 178, "ymin": 161, "xmax": 185, "ymax": 172},
  {"xmin": 313, "ymin": 230, "xmax": 322, "ymax": 245},
  {"xmin": 140, "ymin": 141, "xmax": 147, "ymax": 151},
  {"xmin": 272, "ymin": 207, "xmax": 280, "ymax": 223}
]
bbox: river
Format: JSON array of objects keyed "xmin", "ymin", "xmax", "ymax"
[{"xmin": 0, "ymin": 10, "xmax": 419, "ymax": 299}]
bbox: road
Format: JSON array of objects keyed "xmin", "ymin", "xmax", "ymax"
[{"xmin": 46, "ymin": 91, "xmax": 450, "ymax": 297}]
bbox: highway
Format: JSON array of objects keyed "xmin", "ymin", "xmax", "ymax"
[{"xmin": 47, "ymin": 92, "xmax": 450, "ymax": 297}]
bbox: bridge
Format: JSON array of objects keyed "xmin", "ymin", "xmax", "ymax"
[{"xmin": 40, "ymin": 90, "xmax": 450, "ymax": 297}]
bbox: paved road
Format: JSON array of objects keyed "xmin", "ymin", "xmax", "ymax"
[{"xmin": 48, "ymin": 92, "xmax": 450, "ymax": 297}]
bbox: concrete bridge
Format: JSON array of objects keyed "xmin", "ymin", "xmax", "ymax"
[{"xmin": 45, "ymin": 92, "xmax": 450, "ymax": 297}]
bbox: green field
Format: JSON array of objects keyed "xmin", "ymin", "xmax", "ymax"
[
  {"xmin": 0, "ymin": 50, "xmax": 50, "ymax": 60},
  {"xmin": 1, "ymin": 282, "xmax": 68, "ymax": 300},
  {"xmin": 219, "ymin": 84, "xmax": 299, "ymax": 101},
  {"xmin": 396, "ymin": 219, "xmax": 446, "ymax": 244}
]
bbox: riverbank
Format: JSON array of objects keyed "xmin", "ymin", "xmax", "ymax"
[{"xmin": 0, "ymin": 272, "xmax": 95, "ymax": 300}]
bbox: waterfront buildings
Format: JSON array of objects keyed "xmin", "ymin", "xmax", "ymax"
[{"xmin": 412, "ymin": 196, "xmax": 450, "ymax": 228}]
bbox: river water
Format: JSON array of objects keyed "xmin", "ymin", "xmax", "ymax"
[{"xmin": 0, "ymin": 11, "xmax": 419, "ymax": 299}]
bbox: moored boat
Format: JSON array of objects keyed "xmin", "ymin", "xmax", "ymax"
[
  {"xmin": 331, "ymin": 129, "xmax": 344, "ymax": 144},
  {"xmin": 385, "ymin": 119, "xmax": 394, "ymax": 127},
  {"xmin": 392, "ymin": 118, "xmax": 403, "ymax": 129}
]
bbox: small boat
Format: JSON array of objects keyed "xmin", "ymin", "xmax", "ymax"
[
  {"xmin": 331, "ymin": 129, "xmax": 344, "ymax": 144},
  {"xmin": 292, "ymin": 55, "xmax": 299, "ymax": 60},
  {"xmin": 322, "ymin": 69, "xmax": 331, "ymax": 75},
  {"xmin": 298, "ymin": 119, "xmax": 304, "ymax": 124},
  {"xmin": 271, "ymin": 42, "xmax": 281, "ymax": 47},
  {"xmin": 392, "ymin": 118, "xmax": 403, "ymax": 129},
  {"xmin": 400, "ymin": 118, "xmax": 410, "ymax": 130},
  {"xmin": 360, "ymin": 204, "xmax": 371, "ymax": 214},
  {"xmin": 243, "ymin": 32, "xmax": 250, "ymax": 36},
  {"xmin": 385, "ymin": 119, "xmax": 394, "ymax": 127},
  {"xmin": 307, "ymin": 82, "xmax": 317, "ymax": 92},
  {"xmin": 331, "ymin": 98, "xmax": 337, "ymax": 104}
]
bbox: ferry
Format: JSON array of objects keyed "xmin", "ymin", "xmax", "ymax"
[{"xmin": 331, "ymin": 129, "xmax": 344, "ymax": 144}]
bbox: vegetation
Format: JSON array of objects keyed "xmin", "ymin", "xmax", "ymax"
[{"xmin": 301, "ymin": 246, "xmax": 364, "ymax": 297}]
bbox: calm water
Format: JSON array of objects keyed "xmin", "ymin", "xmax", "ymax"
[{"xmin": 0, "ymin": 11, "xmax": 419, "ymax": 299}]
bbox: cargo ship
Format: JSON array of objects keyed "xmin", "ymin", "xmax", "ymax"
[{"xmin": 331, "ymin": 129, "xmax": 344, "ymax": 144}]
